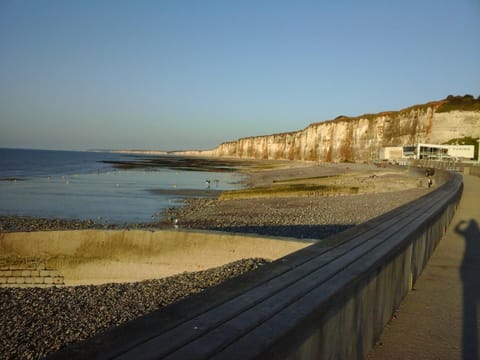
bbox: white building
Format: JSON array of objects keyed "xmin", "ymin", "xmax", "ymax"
[
  {"xmin": 379, "ymin": 147, "xmax": 403, "ymax": 160},
  {"xmin": 416, "ymin": 143, "xmax": 474, "ymax": 160},
  {"xmin": 380, "ymin": 144, "xmax": 475, "ymax": 161}
]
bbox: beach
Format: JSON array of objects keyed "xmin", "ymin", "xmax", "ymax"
[
  {"xmin": 0, "ymin": 161, "xmax": 434, "ymax": 360},
  {"xmin": 0, "ymin": 259, "xmax": 269, "ymax": 360},
  {"xmin": 164, "ymin": 162, "xmax": 431, "ymax": 239},
  {"xmin": 1, "ymin": 161, "xmax": 431, "ymax": 235}
]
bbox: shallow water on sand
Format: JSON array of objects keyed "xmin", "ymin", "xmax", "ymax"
[{"xmin": 0, "ymin": 149, "xmax": 244, "ymax": 224}]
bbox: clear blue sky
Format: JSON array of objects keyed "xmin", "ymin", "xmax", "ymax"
[{"xmin": 1, "ymin": 0, "xmax": 479, "ymax": 151}]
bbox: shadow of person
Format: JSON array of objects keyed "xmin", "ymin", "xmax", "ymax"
[{"xmin": 456, "ymin": 219, "xmax": 480, "ymax": 360}]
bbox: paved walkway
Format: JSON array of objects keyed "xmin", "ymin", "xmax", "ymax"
[{"xmin": 368, "ymin": 174, "xmax": 480, "ymax": 360}]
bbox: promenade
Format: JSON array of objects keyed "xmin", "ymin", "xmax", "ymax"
[{"xmin": 368, "ymin": 173, "xmax": 480, "ymax": 360}]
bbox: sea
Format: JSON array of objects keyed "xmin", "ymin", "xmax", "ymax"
[{"xmin": 0, "ymin": 148, "xmax": 244, "ymax": 224}]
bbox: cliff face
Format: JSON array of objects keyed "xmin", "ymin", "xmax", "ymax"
[{"xmin": 179, "ymin": 100, "xmax": 480, "ymax": 162}]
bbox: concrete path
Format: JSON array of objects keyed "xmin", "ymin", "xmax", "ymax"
[{"xmin": 368, "ymin": 174, "xmax": 480, "ymax": 360}]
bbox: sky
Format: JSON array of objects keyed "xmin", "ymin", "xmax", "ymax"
[{"xmin": 1, "ymin": 0, "xmax": 479, "ymax": 151}]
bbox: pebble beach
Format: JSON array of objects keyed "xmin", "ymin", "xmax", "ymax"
[
  {"xmin": 167, "ymin": 188, "xmax": 429, "ymax": 240},
  {"xmin": 0, "ymin": 258, "xmax": 268, "ymax": 360},
  {"xmin": 0, "ymin": 162, "xmax": 434, "ymax": 359},
  {"xmin": 165, "ymin": 163, "xmax": 431, "ymax": 239}
]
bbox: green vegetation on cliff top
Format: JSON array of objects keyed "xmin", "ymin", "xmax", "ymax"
[
  {"xmin": 315, "ymin": 94, "xmax": 480, "ymax": 126},
  {"xmin": 436, "ymin": 94, "xmax": 480, "ymax": 112},
  {"xmin": 222, "ymin": 94, "xmax": 480, "ymax": 143}
]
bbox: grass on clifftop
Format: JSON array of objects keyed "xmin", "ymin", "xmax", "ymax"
[
  {"xmin": 220, "ymin": 184, "xmax": 359, "ymax": 200},
  {"xmin": 436, "ymin": 94, "xmax": 480, "ymax": 112},
  {"xmin": 312, "ymin": 94, "xmax": 480, "ymax": 127}
]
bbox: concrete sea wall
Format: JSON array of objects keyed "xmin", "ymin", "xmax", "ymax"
[
  {"xmin": 0, "ymin": 261, "xmax": 64, "ymax": 287},
  {"xmin": 0, "ymin": 230, "xmax": 311, "ymax": 286},
  {"xmin": 47, "ymin": 170, "xmax": 463, "ymax": 359},
  {"xmin": 466, "ymin": 165, "xmax": 480, "ymax": 177}
]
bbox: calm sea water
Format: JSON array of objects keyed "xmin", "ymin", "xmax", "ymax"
[{"xmin": 0, "ymin": 148, "xmax": 244, "ymax": 224}]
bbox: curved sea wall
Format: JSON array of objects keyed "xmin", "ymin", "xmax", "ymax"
[
  {"xmin": 177, "ymin": 104, "xmax": 480, "ymax": 162},
  {"xmin": 0, "ymin": 230, "xmax": 311, "ymax": 286},
  {"xmin": 48, "ymin": 170, "xmax": 463, "ymax": 359}
]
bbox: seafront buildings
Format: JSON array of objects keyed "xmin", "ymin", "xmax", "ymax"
[{"xmin": 380, "ymin": 143, "xmax": 475, "ymax": 162}]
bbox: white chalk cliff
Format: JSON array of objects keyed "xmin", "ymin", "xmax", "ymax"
[{"xmin": 177, "ymin": 97, "xmax": 480, "ymax": 162}]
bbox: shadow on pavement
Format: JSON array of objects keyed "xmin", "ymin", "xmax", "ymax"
[{"xmin": 456, "ymin": 219, "xmax": 480, "ymax": 360}]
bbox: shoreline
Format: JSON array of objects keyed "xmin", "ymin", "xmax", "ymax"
[
  {"xmin": 0, "ymin": 161, "xmax": 436, "ymax": 360},
  {"xmin": 0, "ymin": 161, "xmax": 432, "ymax": 235}
]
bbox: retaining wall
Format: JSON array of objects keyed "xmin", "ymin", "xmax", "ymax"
[
  {"xmin": 0, "ymin": 230, "xmax": 311, "ymax": 286},
  {"xmin": 0, "ymin": 260, "xmax": 64, "ymax": 287},
  {"xmin": 467, "ymin": 165, "xmax": 480, "ymax": 177},
  {"xmin": 46, "ymin": 170, "xmax": 463, "ymax": 359}
]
